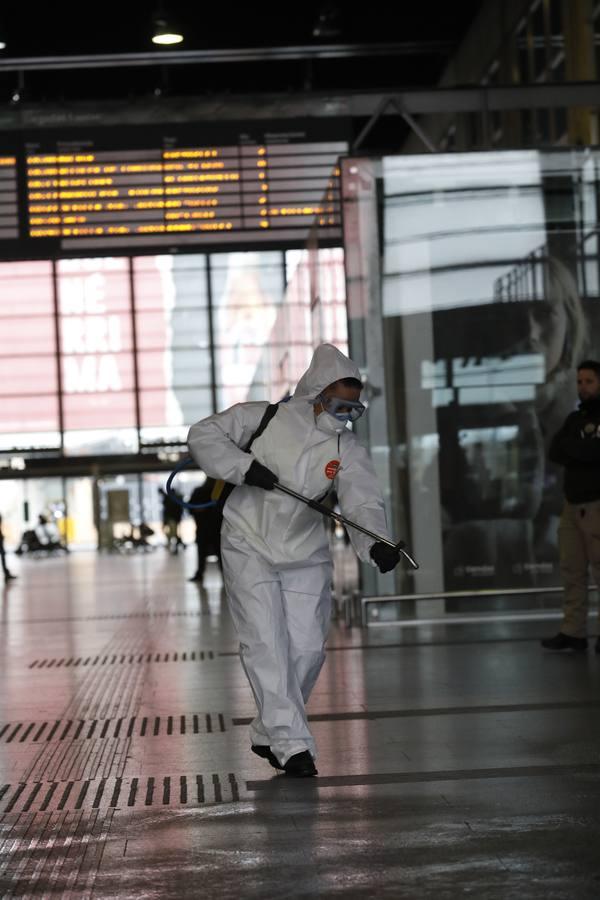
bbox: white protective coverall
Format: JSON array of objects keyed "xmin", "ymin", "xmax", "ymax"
[{"xmin": 188, "ymin": 343, "xmax": 391, "ymax": 764}]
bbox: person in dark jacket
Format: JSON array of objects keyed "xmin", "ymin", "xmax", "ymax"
[
  {"xmin": 188, "ymin": 478, "xmax": 223, "ymax": 584},
  {"xmin": 542, "ymin": 360, "xmax": 600, "ymax": 653},
  {"xmin": 158, "ymin": 488, "xmax": 185, "ymax": 554}
]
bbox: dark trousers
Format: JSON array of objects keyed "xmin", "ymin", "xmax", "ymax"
[
  {"xmin": 1, "ymin": 538, "xmax": 12, "ymax": 580},
  {"xmin": 558, "ymin": 500, "xmax": 600, "ymax": 637},
  {"xmin": 194, "ymin": 532, "xmax": 222, "ymax": 580}
]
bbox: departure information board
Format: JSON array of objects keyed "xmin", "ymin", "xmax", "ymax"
[
  {"xmin": 0, "ymin": 157, "xmax": 19, "ymax": 240},
  {"xmin": 24, "ymin": 139, "xmax": 345, "ymax": 249}
]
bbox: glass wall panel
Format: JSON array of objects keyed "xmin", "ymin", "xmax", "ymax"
[
  {"xmin": 0, "ymin": 248, "xmax": 344, "ymax": 454},
  {"xmin": 139, "ymin": 387, "xmax": 212, "ymax": 442},
  {"xmin": 57, "ymin": 257, "xmax": 137, "ymax": 454},
  {"xmin": 65, "ymin": 477, "xmax": 97, "ymax": 548},
  {"xmin": 308, "ymin": 246, "xmax": 349, "ymax": 350},
  {"xmin": 243, "ymin": 247, "xmax": 349, "ymax": 403},
  {"xmin": 137, "ymin": 350, "xmax": 211, "ymax": 390},
  {"xmin": 1, "ymin": 392, "xmax": 60, "ymax": 449},
  {"xmin": 134, "ymin": 255, "xmax": 208, "ymax": 312},
  {"xmin": 0, "ymin": 317, "xmax": 57, "ymax": 356},
  {"xmin": 211, "ymin": 251, "xmax": 284, "ymax": 408},
  {"xmin": 134, "ymin": 254, "xmax": 211, "ymax": 436},
  {"xmin": 0, "ymin": 476, "xmax": 66, "ymax": 546},
  {"xmin": 342, "ymin": 148, "xmax": 600, "ymax": 603},
  {"xmin": 0, "ymin": 356, "xmax": 58, "ymax": 394},
  {"xmin": 63, "ymin": 428, "xmax": 139, "ymax": 456},
  {"xmin": 0, "ymin": 260, "xmax": 60, "ymax": 448}
]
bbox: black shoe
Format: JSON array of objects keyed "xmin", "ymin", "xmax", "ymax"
[
  {"xmin": 283, "ymin": 751, "xmax": 318, "ymax": 778},
  {"xmin": 541, "ymin": 632, "xmax": 588, "ymax": 651},
  {"xmin": 4, "ymin": 573, "xmax": 16, "ymax": 581},
  {"xmin": 251, "ymin": 744, "xmax": 284, "ymax": 770},
  {"xmin": 188, "ymin": 574, "xmax": 203, "ymax": 583}
]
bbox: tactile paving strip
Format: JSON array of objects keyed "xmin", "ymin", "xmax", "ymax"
[
  {"xmin": 12, "ymin": 611, "xmax": 207, "ymax": 626},
  {"xmin": 28, "ymin": 650, "xmax": 215, "ymax": 668},
  {"xmin": 0, "ymin": 808, "xmax": 116, "ymax": 896},
  {"xmin": 0, "ymin": 770, "xmax": 242, "ymax": 897},
  {"xmin": 0, "ymin": 772, "xmax": 242, "ymax": 816},
  {"xmin": 1, "ymin": 713, "xmax": 227, "ymax": 744}
]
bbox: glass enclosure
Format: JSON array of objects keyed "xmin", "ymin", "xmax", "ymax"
[{"xmin": 341, "ymin": 148, "xmax": 600, "ymax": 603}]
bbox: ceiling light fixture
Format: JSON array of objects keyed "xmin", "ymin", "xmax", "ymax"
[
  {"xmin": 152, "ymin": 12, "xmax": 184, "ymax": 46},
  {"xmin": 312, "ymin": 4, "xmax": 342, "ymax": 39}
]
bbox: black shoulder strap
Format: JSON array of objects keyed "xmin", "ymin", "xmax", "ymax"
[
  {"xmin": 243, "ymin": 403, "xmax": 279, "ymax": 452},
  {"xmin": 213, "ymin": 403, "xmax": 280, "ymax": 512}
]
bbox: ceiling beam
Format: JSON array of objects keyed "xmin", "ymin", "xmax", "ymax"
[
  {"xmin": 0, "ymin": 42, "xmax": 454, "ymax": 72},
  {"xmin": 0, "ymin": 84, "xmax": 597, "ymax": 131}
]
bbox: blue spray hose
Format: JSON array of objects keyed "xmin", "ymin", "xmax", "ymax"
[{"xmin": 165, "ymin": 457, "xmax": 217, "ymax": 511}]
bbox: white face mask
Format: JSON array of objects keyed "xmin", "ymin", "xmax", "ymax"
[{"xmin": 315, "ymin": 410, "xmax": 348, "ymax": 435}]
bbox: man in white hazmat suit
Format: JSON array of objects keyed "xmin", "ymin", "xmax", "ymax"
[{"xmin": 188, "ymin": 344, "xmax": 402, "ymax": 777}]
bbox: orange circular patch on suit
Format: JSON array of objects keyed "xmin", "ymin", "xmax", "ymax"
[{"xmin": 325, "ymin": 460, "xmax": 340, "ymax": 480}]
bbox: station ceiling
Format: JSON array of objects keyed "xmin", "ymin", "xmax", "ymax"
[{"xmin": 0, "ymin": 1, "xmax": 484, "ymax": 104}]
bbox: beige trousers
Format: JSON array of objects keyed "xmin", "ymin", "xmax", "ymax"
[{"xmin": 558, "ymin": 500, "xmax": 600, "ymax": 638}]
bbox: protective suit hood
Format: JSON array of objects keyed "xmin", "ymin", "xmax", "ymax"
[{"xmin": 294, "ymin": 344, "xmax": 361, "ymax": 400}]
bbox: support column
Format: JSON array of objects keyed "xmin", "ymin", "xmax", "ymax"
[{"xmin": 564, "ymin": 0, "xmax": 597, "ymax": 144}]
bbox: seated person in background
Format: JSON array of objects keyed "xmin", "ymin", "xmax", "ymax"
[{"xmin": 35, "ymin": 514, "xmax": 68, "ymax": 552}]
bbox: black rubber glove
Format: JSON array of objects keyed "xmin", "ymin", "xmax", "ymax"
[
  {"xmin": 244, "ymin": 460, "xmax": 278, "ymax": 491},
  {"xmin": 370, "ymin": 541, "xmax": 401, "ymax": 573}
]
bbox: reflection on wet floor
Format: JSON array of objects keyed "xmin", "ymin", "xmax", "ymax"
[{"xmin": 0, "ymin": 551, "xmax": 599, "ymax": 898}]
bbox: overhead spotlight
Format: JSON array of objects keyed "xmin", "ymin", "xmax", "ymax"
[
  {"xmin": 11, "ymin": 71, "xmax": 25, "ymax": 105},
  {"xmin": 0, "ymin": 40, "xmax": 6, "ymax": 51},
  {"xmin": 312, "ymin": 4, "xmax": 342, "ymax": 39},
  {"xmin": 152, "ymin": 10, "xmax": 184, "ymax": 46}
]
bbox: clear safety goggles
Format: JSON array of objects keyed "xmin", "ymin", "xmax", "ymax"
[{"xmin": 318, "ymin": 394, "xmax": 366, "ymax": 422}]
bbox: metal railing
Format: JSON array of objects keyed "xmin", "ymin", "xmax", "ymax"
[{"xmin": 358, "ymin": 585, "xmax": 597, "ymax": 627}]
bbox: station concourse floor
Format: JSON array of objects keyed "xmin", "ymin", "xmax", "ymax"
[{"xmin": 0, "ymin": 550, "xmax": 599, "ymax": 899}]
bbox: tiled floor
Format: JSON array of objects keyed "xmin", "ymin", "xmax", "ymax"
[{"xmin": 1, "ymin": 550, "xmax": 599, "ymax": 898}]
